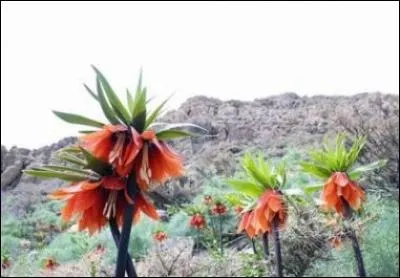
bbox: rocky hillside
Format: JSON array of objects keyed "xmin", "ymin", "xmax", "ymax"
[{"xmin": 1, "ymin": 92, "xmax": 399, "ymax": 216}]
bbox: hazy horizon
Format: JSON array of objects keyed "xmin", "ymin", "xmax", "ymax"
[{"xmin": 2, "ymin": 1, "xmax": 399, "ymax": 149}]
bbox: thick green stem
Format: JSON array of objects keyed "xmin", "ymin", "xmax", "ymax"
[
  {"xmin": 209, "ymin": 211, "xmax": 217, "ymax": 237},
  {"xmin": 349, "ymin": 228, "xmax": 366, "ymax": 277},
  {"xmin": 109, "ymin": 218, "xmax": 137, "ymax": 277},
  {"xmin": 262, "ymin": 232, "xmax": 269, "ymax": 259},
  {"xmin": 218, "ymin": 215, "xmax": 224, "ymax": 255},
  {"xmin": 195, "ymin": 229, "xmax": 200, "ymax": 252},
  {"xmin": 115, "ymin": 172, "xmax": 139, "ymax": 277},
  {"xmin": 341, "ymin": 197, "xmax": 366, "ymax": 276},
  {"xmin": 251, "ymin": 237, "xmax": 258, "ymax": 255},
  {"xmin": 273, "ymin": 218, "xmax": 283, "ymax": 277}
]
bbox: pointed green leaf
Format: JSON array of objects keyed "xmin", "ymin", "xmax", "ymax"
[
  {"xmin": 348, "ymin": 159, "xmax": 387, "ymax": 180},
  {"xmin": 23, "ymin": 169, "xmax": 89, "ymax": 182},
  {"xmin": 300, "ymin": 162, "xmax": 332, "ymax": 179},
  {"xmin": 127, "ymin": 89, "xmax": 134, "ymax": 112},
  {"xmin": 58, "ymin": 152, "xmax": 86, "ymax": 166},
  {"xmin": 53, "ymin": 111, "xmax": 105, "ymax": 128},
  {"xmin": 58, "ymin": 146, "xmax": 81, "ymax": 154},
  {"xmin": 225, "ymin": 193, "xmax": 245, "ymax": 206},
  {"xmin": 242, "ymin": 153, "xmax": 270, "ymax": 187},
  {"xmin": 92, "ymin": 65, "xmax": 131, "ymax": 123},
  {"xmin": 145, "ymin": 94, "xmax": 173, "ymax": 129},
  {"xmin": 303, "ymin": 184, "xmax": 324, "ymax": 195},
  {"xmin": 95, "ymin": 77, "xmax": 120, "ymax": 124},
  {"xmin": 150, "ymin": 123, "xmax": 208, "ymax": 133},
  {"xmin": 42, "ymin": 165, "xmax": 94, "ymax": 176},
  {"xmin": 78, "ymin": 130, "xmax": 98, "ymax": 134},
  {"xmin": 346, "ymin": 136, "xmax": 366, "ymax": 169},
  {"xmin": 83, "ymin": 84, "xmax": 99, "ymax": 101},
  {"xmin": 131, "ymin": 87, "xmax": 147, "ymax": 120},
  {"xmin": 156, "ymin": 129, "xmax": 196, "ymax": 141},
  {"xmin": 225, "ymin": 179, "xmax": 264, "ymax": 198}
]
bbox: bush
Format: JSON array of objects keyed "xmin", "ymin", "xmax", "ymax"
[{"xmin": 305, "ymin": 196, "xmax": 399, "ymax": 277}]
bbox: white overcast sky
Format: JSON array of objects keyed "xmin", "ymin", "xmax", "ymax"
[{"xmin": 1, "ymin": 1, "xmax": 399, "ymax": 149}]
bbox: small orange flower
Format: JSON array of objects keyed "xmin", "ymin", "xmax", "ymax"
[
  {"xmin": 238, "ymin": 190, "xmax": 287, "ymax": 238},
  {"xmin": 204, "ymin": 195, "xmax": 213, "ymax": 205},
  {"xmin": 44, "ymin": 257, "xmax": 59, "ymax": 270},
  {"xmin": 212, "ymin": 203, "xmax": 228, "ymax": 215},
  {"xmin": 253, "ymin": 190, "xmax": 287, "ymax": 234},
  {"xmin": 153, "ymin": 231, "xmax": 168, "ymax": 242},
  {"xmin": 50, "ymin": 176, "xmax": 159, "ymax": 235},
  {"xmin": 190, "ymin": 213, "xmax": 206, "ymax": 229},
  {"xmin": 322, "ymin": 172, "xmax": 365, "ymax": 217}
]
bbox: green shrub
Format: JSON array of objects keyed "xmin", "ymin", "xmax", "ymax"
[{"xmin": 305, "ymin": 196, "xmax": 399, "ymax": 277}]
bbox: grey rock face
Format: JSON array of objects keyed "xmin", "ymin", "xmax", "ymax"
[
  {"xmin": 1, "ymin": 137, "xmax": 76, "ymax": 216},
  {"xmin": 1, "ymin": 93, "xmax": 398, "ymax": 216}
]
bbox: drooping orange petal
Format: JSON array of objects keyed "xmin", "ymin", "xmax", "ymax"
[
  {"xmin": 323, "ymin": 182, "xmax": 339, "ymax": 208},
  {"xmin": 145, "ymin": 141, "xmax": 184, "ymax": 186},
  {"xmin": 123, "ymin": 135, "xmax": 143, "ymax": 166},
  {"xmin": 71, "ymin": 189, "xmax": 99, "ymax": 215},
  {"xmin": 80, "ymin": 125, "xmax": 127, "ymax": 162},
  {"xmin": 264, "ymin": 209, "xmax": 273, "ymax": 232},
  {"xmin": 247, "ymin": 223, "xmax": 256, "ymax": 238},
  {"xmin": 346, "ymin": 182, "xmax": 362, "ymax": 210},
  {"xmin": 268, "ymin": 195, "xmax": 283, "ymax": 212},
  {"xmin": 135, "ymin": 193, "xmax": 160, "ymax": 220},
  {"xmin": 323, "ymin": 178, "xmax": 336, "ymax": 197},
  {"xmin": 254, "ymin": 199, "xmax": 268, "ymax": 232},
  {"xmin": 323, "ymin": 173, "xmax": 366, "ymax": 215},
  {"xmin": 335, "ymin": 198, "xmax": 344, "ymax": 215},
  {"xmin": 78, "ymin": 189, "xmax": 107, "ymax": 235},
  {"xmin": 237, "ymin": 212, "xmax": 249, "ymax": 233},
  {"xmin": 49, "ymin": 181, "xmax": 101, "ymax": 199},
  {"xmin": 61, "ymin": 196, "xmax": 77, "ymax": 221}
]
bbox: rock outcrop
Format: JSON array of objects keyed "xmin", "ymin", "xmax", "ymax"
[{"xmin": 1, "ymin": 92, "xmax": 399, "ymax": 216}]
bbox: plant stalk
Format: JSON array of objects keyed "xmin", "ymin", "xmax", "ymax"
[
  {"xmin": 262, "ymin": 232, "xmax": 269, "ymax": 259},
  {"xmin": 349, "ymin": 228, "xmax": 366, "ymax": 277},
  {"xmin": 115, "ymin": 172, "xmax": 139, "ymax": 277},
  {"xmin": 341, "ymin": 197, "xmax": 366, "ymax": 276},
  {"xmin": 109, "ymin": 218, "xmax": 137, "ymax": 277},
  {"xmin": 195, "ymin": 229, "xmax": 200, "ymax": 252},
  {"xmin": 209, "ymin": 211, "xmax": 217, "ymax": 237},
  {"xmin": 273, "ymin": 218, "xmax": 283, "ymax": 277},
  {"xmin": 251, "ymin": 237, "xmax": 258, "ymax": 255},
  {"xmin": 218, "ymin": 215, "xmax": 224, "ymax": 255}
]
